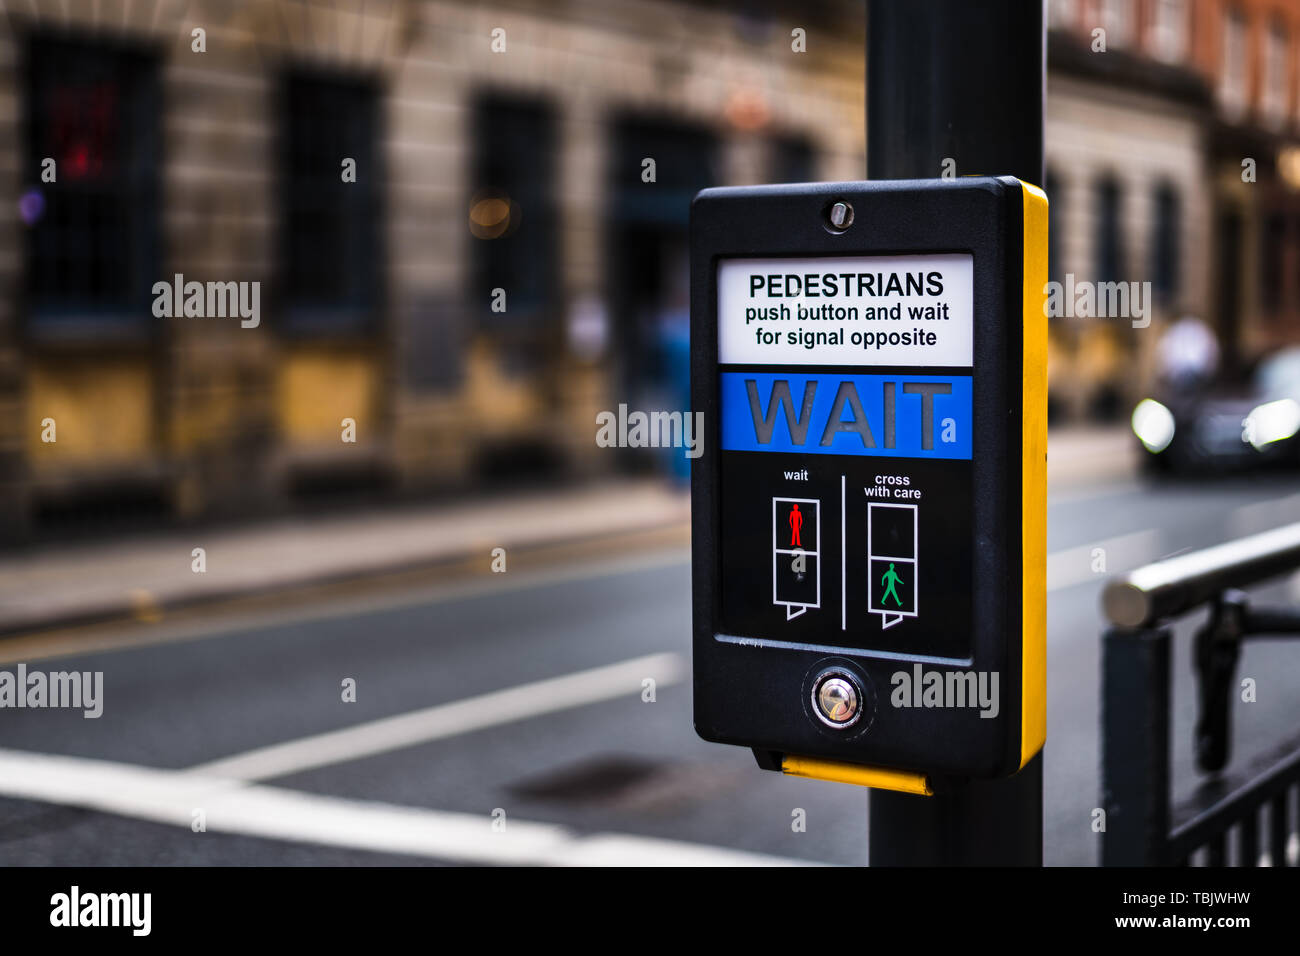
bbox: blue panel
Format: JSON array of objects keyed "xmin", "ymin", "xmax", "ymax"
[{"xmin": 719, "ymin": 371, "xmax": 972, "ymax": 459}]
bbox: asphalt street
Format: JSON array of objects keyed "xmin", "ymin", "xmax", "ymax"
[{"xmin": 3, "ymin": 471, "xmax": 1300, "ymax": 866}]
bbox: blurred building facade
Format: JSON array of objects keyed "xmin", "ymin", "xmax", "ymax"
[
  {"xmin": 2, "ymin": 0, "xmax": 1299, "ymax": 540},
  {"xmin": 0, "ymin": 0, "xmax": 865, "ymax": 540},
  {"xmin": 1047, "ymin": 0, "xmax": 1300, "ymax": 419}
]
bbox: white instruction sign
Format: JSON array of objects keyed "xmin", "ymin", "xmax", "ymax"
[{"xmin": 717, "ymin": 254, "xmax": 974, "ymax": 367}]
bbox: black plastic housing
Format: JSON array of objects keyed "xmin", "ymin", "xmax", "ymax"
[{"xmin": 690, "ymin": 177, "xmax": 1028, "ymax": 779}]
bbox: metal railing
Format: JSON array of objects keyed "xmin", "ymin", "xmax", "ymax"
[{"xmin": 1100, "ymin": 524, "xmax": 1300, "ymax": 866}]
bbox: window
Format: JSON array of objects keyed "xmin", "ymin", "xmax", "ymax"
[
  {"xmin": 1099, "ymin": 0, "xmax": 1135, "ymax": 48},
  {"xmin": 1094, "ymin": 177, "xmax": 1124, "ymax": 284},
  {"xmin": 1215, "ymin": 209, "xmax": 1243, "ymax": 367},
  {"xmin": 1220, "ymin": 8, "xmax": 1249, "ymax": 119},
  {"xmin": 469, "ymin": 93, "xmax": 558, "ymax": 333},
  {"xmin": 1296, "ymin": 43, "xmax": 1300, "ymax": 122},
  {"xmin": 1262, "ymin": 22, "xmax": 1289, "ymax": 125},
  {"xmin": 770, "ymin": 135, "xmax": 815, "ymax": 184},
  {"xmin": 609, "ymin": 115, "xmax": 717, "ymax": 228},
  {"xmin": 607, "ymin": 115, "xmax": 716, "ymax": 400},
  {"xmin": 1149, "ymin": 0, "xmax": 1188, "ymax": 62},
  {"xmin": 1048, "ymin": 0, "xmax": 1077, "ymax": 32},
  {"xmin": 281, "ymin": 72, "xmax": 381, "ymax": 332},
  {"xmin": 1261, "ymin": 214, "xmax": 1286, "ymax": 313},
  {"xmin": 1151, "ymin": 183, "xmax": 1180, "ymax": 307},
  {"xmin": 24, "ymin": 37, "xmax": 159, "ymax": 336}
]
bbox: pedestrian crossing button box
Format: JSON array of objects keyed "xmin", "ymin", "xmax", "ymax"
[{"xmin": 690, "ymin": 178, "xmax": 1047, "ymax": 788}]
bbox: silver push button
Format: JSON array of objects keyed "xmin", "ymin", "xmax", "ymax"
[{"xmin": 813, "ymin": 674, "xmax": 860, "ymax": 728}]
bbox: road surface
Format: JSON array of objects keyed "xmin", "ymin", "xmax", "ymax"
[{"xmin": 3, "ymin": 473, "xmax": 1300, "ymax": 865}]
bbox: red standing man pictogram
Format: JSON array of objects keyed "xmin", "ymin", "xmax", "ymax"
[{"xmin": 789, "ymin": 503, "xmax": 803, "ymax": 548}]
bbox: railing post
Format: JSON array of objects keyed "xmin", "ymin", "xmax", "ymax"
[{"xmin": 1101, "ymin": 625, "xmax": 1172, "ymax": 866}]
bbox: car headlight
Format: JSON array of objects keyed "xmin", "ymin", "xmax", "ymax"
[
  {"xmin": 1244, "ymin": 398, "xmax": 1300, "ymax": 450},
  {"xmin": 1131, "ymin": 399, "xmax": 1176, "ymax": 453}
]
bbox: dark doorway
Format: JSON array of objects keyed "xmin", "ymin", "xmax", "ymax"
[
  {"xmin": 1216, "ymin": 207, "xmax": 1242, "ymax": 375},
  {"xmin": 607, "ymin": 116, "xmax": 717, "ymax": 436}
]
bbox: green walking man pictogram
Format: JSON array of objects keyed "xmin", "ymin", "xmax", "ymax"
[{"xmin": 880, "ymin": 562, "xmax": 905, "ymax": 608}]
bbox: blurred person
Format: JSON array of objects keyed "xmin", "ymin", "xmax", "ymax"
[
  {"xmin": 1157, "ymin": 315, "xmax": 1220, "ymax": 392},
  {"xmin": 654, "ymin": 255, "xmax": 692, "ymax": 484}
]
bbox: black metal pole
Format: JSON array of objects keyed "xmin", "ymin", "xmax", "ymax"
[
  {"xmin": 866, "ymin": 0, "xmax": 1044, "ymax": 186},
  {"xmin": 865, "ymin": 0, "xmax": 1045, "ymax": 866},
  {"xmin": 870, "ymin": 755, "xmax": 1043, "ymax": 865}
]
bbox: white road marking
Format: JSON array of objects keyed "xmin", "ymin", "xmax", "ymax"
[
  {"xmin": 1229, "ymin": 492, "xmax": 1300, "ymax": 538},
  {"xmin": 0, "ymin": 748, "xmax": 807, "ymax": 867},
  {"xmin": 1046, "ymin": 528, "xmax": 1162, "ymax": 593},
  {"xmin": 1044, "ymin": 488, "xmax": 1300, "ymax": 594},
  {"xmin": 190, "ymin": 652, "xmax": 686, "ymax": 782}
]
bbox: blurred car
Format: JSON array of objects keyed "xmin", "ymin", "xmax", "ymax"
[{"xmin": 1132, "ymin": 346, "xmax": 1300, "ymax": 474}]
